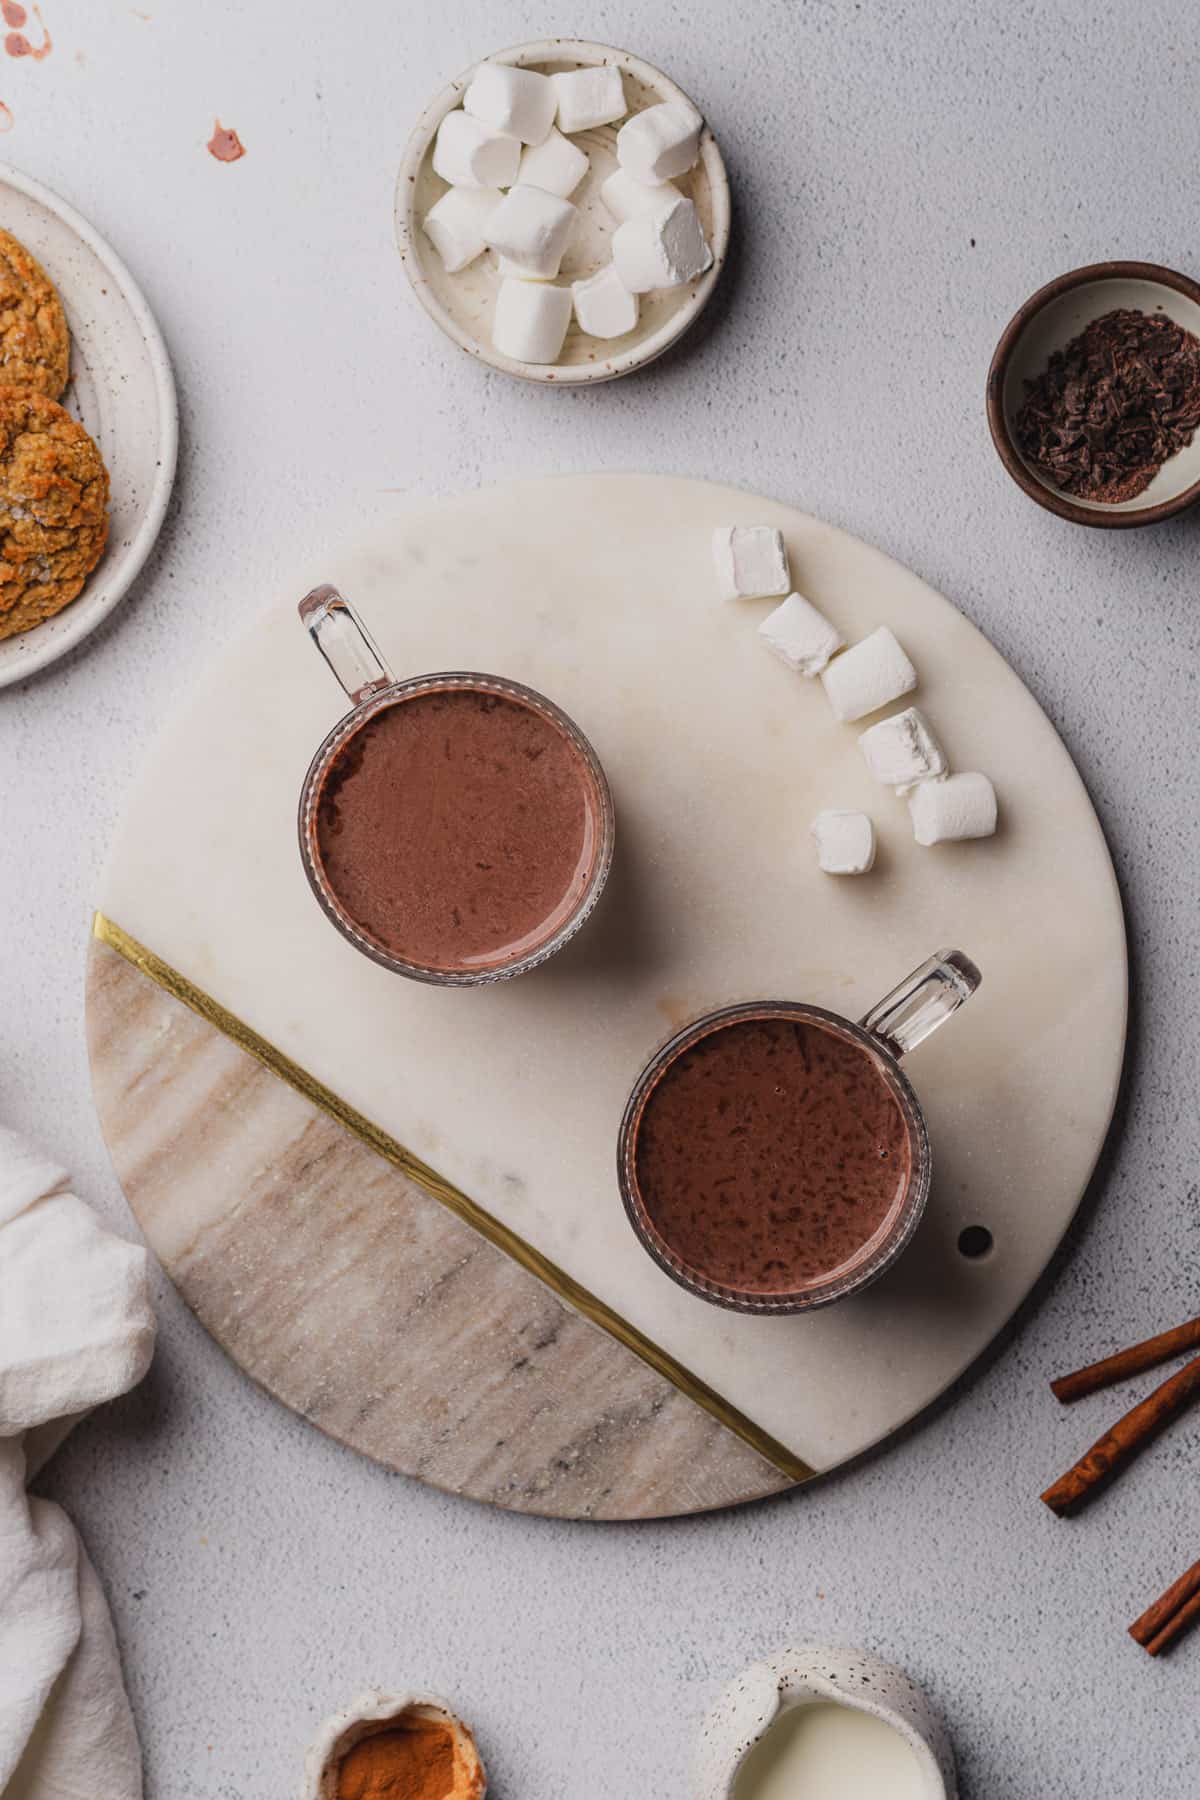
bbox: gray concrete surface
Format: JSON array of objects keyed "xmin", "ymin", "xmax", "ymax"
[{"xmin": 7, "ymin": 0, "xmax": 1200, "ymax": 1793}]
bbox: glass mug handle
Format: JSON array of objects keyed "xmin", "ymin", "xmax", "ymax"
[
  {"xmin": 299, "ymin": 583, "xmax": 395, "ymax": 705},
  {"xmin": 860, "ymin": 948, "xmax": 981, "ymax": 1058}
]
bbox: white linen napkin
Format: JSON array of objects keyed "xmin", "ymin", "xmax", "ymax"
[{"xmin": 0, "ymin": 1127, "xmax": 155, "ymax": 1799}]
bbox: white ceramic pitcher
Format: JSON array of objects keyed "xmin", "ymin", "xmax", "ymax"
[{"xmin": 693, "ymin": 1645, "xmax": 956, "ymax": 1800}]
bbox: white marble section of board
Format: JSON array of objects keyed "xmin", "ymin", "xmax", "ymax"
[{"xmin": 97, "ymin": 476, "xmax": 1126, "ymax": 1474}]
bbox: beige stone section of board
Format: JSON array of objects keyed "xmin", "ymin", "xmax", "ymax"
[{"xmin": 86, "ymin": 938, "xmax": 791, "ymax": 1519}]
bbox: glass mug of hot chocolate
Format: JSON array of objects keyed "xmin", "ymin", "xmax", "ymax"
[
  {"xmin": 618, "ymin": 950, "xmax": 981, "ymax": 1312},
  {"xmin": 297, "ymin": 585, "xmax": 615, "ymax": 984}
]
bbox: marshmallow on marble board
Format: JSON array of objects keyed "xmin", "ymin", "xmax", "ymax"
[
  {"xmin": 617, "ymin": 101, "xmax": 703, "ymax": 184},
  {"xmin": 432, "ymin": 111, "xmax": 522, "ymax": 190},
  {"xmin": 463, "ymin": 63, "xmax": 557, "ymax": 146},
  {"xmin": 908, "ymin": 772, "xmax": 997, "ymax": 846},
  {"xmin": 613, "ymin": 196, "xmax": 712, "ymax": 292},
  {"xmin": 758, "ymin": 593, "xmax": 845, "ymax": 676},
  {"xmin": 492, "ymin": 278, "xmax": 572, "ymax": 363},
  {"xmin": 600, "ymin": 169, "xmax": 683, "ymax": 225},
  {"xmin": 858, "ymin": 706, "xmax": 947, "ymax": 793},
  {"xmin": 421, "ymin": 186, "xmax": 503, "ymax": 273},
  {"xmin": 821, "ymin": 628, "xmax": 917, "ymax": 722},
  {"xmin": 811, "ymin": 810, "xmax": 877, "ymax": 875},
  {"xmin": 485, "ymin": 184, "xmax": 578, "ymax": 280},
  {"xmin": 552, "ymin": 65, "xmax": 626, "ymax": 133},
  {"xmin": 572, "ymin": 265, "xmax": 638, "ymax": 338},
  {"xmin": 712, "ymin": 525, "xmax": 790, "ymax": 602},
  {"xmin": 519, "ymin": 128, "xmax": 589, "ymax": 199}
]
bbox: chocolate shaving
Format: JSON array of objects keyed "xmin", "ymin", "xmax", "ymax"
[{"xmin": 1014, "ymin": 307, "xmax": 1200, "ymax": 503}]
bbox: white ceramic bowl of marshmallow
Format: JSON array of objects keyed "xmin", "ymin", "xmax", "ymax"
[{"xmin": 395, "ymin": 40, "xmax": 730, "ymax": 382}]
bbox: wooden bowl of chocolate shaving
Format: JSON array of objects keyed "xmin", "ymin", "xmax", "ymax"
[{"xmin": 987, "ymin": 261, "xmax": 1200, "ymax": 528}]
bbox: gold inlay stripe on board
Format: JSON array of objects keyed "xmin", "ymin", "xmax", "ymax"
[{"xmin": 92, "ymin": 912, "xmax": 815, "ymax": 1486}]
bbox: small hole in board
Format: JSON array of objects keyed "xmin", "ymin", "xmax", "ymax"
[{"xmin": 958, "ymin": 1225, "xmax": 993, "ymax": 1260}]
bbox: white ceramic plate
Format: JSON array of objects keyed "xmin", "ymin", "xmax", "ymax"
[
  {"xmin": 0, "ymin": 163, "xmax": 177, "ymax": 686},
  {"xmin": 395, "ymin": 39, "xmax": 730, "ymax": 384}
]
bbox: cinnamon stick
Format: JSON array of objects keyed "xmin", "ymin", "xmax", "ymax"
[
  {"xmin": 1041, "ymin": 1352, "xmax": 1200, "ymax": 1517},
  {"xmin": 1130, "ymin": 1559, "xmax": 1200, "ymax": 1656},
  {"xmin": 1051, "ymin": 1313, "xmax": 1200, "ymax": 1404}
]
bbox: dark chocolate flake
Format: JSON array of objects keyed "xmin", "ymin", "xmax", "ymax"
[{"xmin": 1014, "ymin": 307, "xmax": 1200, "ymax": 503}]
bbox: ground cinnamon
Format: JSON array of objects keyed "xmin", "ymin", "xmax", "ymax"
[{"xmin": 335, "ymin": 1720, "xmax": 457, "ymax": 1800}]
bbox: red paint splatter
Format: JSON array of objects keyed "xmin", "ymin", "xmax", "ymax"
[
  {"xmin": 0, "ymin": 101, "xmax": 13, "ymax": 131},
  {"xmin": 207, "ymin": 118, "xmax": 245, "ymax": 162},
  {"xmin": 4, "ymin": 4, "xmax": 49, "ymax": 58}
]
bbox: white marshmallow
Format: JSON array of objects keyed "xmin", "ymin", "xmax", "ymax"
[
  {"xmin": 463, "ymin": 63, "xmax": 557, "ymax": 146},
  {"xmin": 496, "ymin": 254, "xmax": 553, "ymax": 281},
  {"xmin": 908, "ymin": 773, "xmax": 997, "ymax": 846},
  {"xmin": 551, "ymin": 65, "xmax": 626, "ymax": 133},
  {"xmin": 572, "ymin": 265, "xmax": 638, "ymax": 338},
  {"xmin": 811, "ymin": 810, "xmax": 877, "ymax": 875},
  {"xmin": 820, "ymin": 628, "xmax": 917, "ymax": 722},
  {"xmin": 492, "ymin": 278, "xmax": 572, "ymax": 363},
  {"xmin": 712, "ymin": 525, "xmax": 790, "ymax": 602},
  {"xmin": 485, "ymin": 183, "xmax": 577, "ymax": 280},
  {"xmin": 432, "ymin": 110, "xmax": 521, "ymax": 189},
  {"xmin": 758, "ymin": 593, "xmax": 845, "ymax": 676},
  {"xmin": 858, "ymin": 706, "xmax": 947, "ymax": 793},
  {"xmin": 518, "ymin": 128, "xmax": 589, "ymax": 198},
  {"xmin": 600, "ymin": 169, "xmax": 683, "ymax": 224},
  {"xmin": 421, "ymin": 186, "xmax": 503, "ymax": 273},
  {"xmin": 617, "ymin": 100, "xmax": 703, "ymax": 184},
  {"xmin": 612, "ymin": 196, "xmax": 712, "ymax": 293}
]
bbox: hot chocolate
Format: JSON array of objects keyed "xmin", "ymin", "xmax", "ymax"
[
  {"xmin": 629, "ymin": 1011, "xmax": 915, "ymax": 1294},
  {"xmin": 313, "ymin": 683, "xmax": 604, "ymax": 974}
]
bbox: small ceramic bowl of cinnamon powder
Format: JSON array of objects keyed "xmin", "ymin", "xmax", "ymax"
[
  {"xmin": 303, "ymin": 1691, "xmax": 486, "ymax": 1800},
  {"xmin": 987, "ymin": 260, "xmax": 1200, "ymax": 527}
]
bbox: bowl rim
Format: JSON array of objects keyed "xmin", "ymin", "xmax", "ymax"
[
  {"xmin": 394, "ymin": 37, "xmax": 731, "ymax": 386},
  {"xmin": 985, "ymin": 258, "xmax": 1200, "ymax": 529}
]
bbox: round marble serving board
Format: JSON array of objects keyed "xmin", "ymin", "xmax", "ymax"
[{"xmin": 85, "ymin": 474, "xmax": 1127, "ymax": 1520}]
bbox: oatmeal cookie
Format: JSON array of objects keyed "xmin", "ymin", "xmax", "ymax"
[
  {"xmin": 0, "ymin": 228, "xmax": 70, "ymax": 400},
  {"xmin": 0, "ymin": 388, "xmax": 109, "ymax": 640}
]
